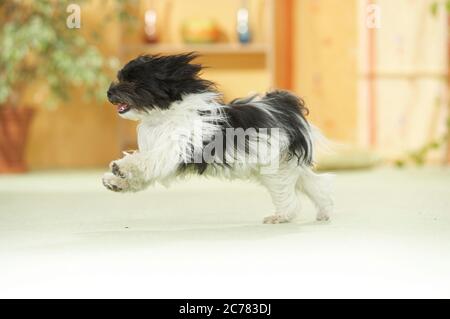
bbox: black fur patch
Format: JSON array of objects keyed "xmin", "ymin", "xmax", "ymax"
[
  {"xmin": 225, "ymin": 90, "xmax": 312, "ymax": 165},
  {"xmin": 262, "ymin": 90, "xmax": 312, "ymax": 164},
  {"xmin": 179, "ymin": 90, "xmax": 313, "ymax": 175},
  {"xmin": 107, "ymin": 53, "xmax": 215, "ymax": 110}
]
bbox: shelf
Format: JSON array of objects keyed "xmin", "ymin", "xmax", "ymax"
[{"xmin": 120, "ymin": 43, "xmax": 269, "ymax": 56}]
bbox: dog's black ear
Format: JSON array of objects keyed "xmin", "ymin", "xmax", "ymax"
[
  {"xmin": 174, "ymin": 52, "xmax": 203, "ymax": 76},
  {"xmin": 153, "ymin": 53, "xmax": 215, "ymax": 100},
  {"xmin": 171, "ymin": 52, "xmax": 199, "ymax": 64},
  {"xmin": 154, "ymin": 52, "xmax": 203, "ymax": 81},
  {"xmin": 115, "ymin": 53, "xmax": 215, "ymax": 108}
]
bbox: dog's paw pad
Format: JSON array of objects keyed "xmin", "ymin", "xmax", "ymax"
[
  {"xmin": 263, "ymin": 214, "xmax": 290, "ymax": 224},
  {"xmin": 111, "ymin": 162, "xmax": 126, "ymax": 178},
  {"xmin": 102, "ymin": 178, "xmax": 122, "ymax": 192},
  {"xmin": 102, "ymin": 173, "xmax": 127, "ymax": 192},
  {"xmin": 316, "ymin": 211, "xmax": 331, "ymax": 222}
]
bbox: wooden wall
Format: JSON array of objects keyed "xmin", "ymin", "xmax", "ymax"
[
  {"xmin": 25, "ymin": 1, "xmax": 122, "ymax": 169},
  {"xmin": 293, "ymin": 0, "xmax": 359, "ymax": 143},
  {"xmin": 357, "ymin": 0, "xmax": 448, "ymax": 161}
]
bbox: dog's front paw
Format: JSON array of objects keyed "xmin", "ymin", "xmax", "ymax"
[
  {"xmin": 106, "ymin": 158, "xmax": 148, "ymax": 192},
  {"xmin": 109, "ymin": 158, "xmax": 143, "ymax": 180},
  {"xmin": 110, "ymin": 161, "xmax": 128, "ymax": 179},
  {"xmin": 102, "ymin": 172, "xmax": 129, "ymax": 192}
]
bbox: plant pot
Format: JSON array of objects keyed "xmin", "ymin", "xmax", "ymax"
[{"xmin": 0, "ymin": 107, "xmax": 35, "ymax": 173}]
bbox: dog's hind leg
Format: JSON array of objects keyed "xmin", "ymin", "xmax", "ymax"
[
  {"xmin": 296, "ymin": 167, "xmax": 333, "ymax": 221},
  {"xmin": 260, "ymin": 167, "xmax": 301, "ymax": 224}
]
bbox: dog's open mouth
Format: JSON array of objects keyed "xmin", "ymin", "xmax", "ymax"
[{"xmin": 116, "ymin": 103, "xmax": 131, "ymax": 114}]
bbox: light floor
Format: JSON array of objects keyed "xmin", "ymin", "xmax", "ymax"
[{"xmin": 0, "ymin": 168, "xmax": 449, "ymax": 298}]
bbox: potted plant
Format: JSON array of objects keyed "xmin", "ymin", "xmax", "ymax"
[{"xmin": 0, "ymin": 1, "xmax": 127, "ymax": 173}]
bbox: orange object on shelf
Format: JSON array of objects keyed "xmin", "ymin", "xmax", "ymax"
[{"xmin": 182, "ymin": 18, "xmax": 220, "ymax": 44}]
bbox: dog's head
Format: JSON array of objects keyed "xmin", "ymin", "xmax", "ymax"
[{"xmin": 107, "ymin": 53, "xmax": 214, "ymax": 120}]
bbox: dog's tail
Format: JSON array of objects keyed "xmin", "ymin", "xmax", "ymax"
[
  {"xmin": 260, "ymin": 90, "xmax": 313, "ymax": 165},
  {"xmin": 263, "ymin": 90, "xmax": 309, "ymax": 118},
  {"xmin": 264, "ymin": 90, "xmax": 343, "ymax": 166}
]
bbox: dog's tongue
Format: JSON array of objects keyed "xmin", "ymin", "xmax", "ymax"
[{"xmin": 117, "ymin": 103, "xmax": 128, "ymax": 112}]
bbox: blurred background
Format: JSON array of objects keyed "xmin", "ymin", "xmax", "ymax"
[{"xmin": 0, "ymin": 0, "xmax": 448, "ymax": 172}]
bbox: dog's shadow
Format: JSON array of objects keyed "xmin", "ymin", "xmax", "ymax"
[{"xmin": 75, "ymin": 218, "xmax": 331, "ymax": 250}]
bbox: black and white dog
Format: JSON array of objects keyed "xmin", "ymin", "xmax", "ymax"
[{"xmin": 103, "ymin": 53, "xmax": 333, "ymax": 223}]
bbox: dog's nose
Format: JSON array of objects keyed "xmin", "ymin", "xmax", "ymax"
[{"xmin": 107, "ymin": 89, "xmax": 113, "ymax": 99}]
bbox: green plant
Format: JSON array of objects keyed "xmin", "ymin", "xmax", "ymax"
[
  {"xmin": 397, "ymin": 1, "xmax": 449, "ymax": 166},
  {"xmin": 430, "ymin": 0, "xmax": 450, "ymax": 16},
  {"xmin": 395, "ymin": 130, "xmax": 449, "ymax": 167},
  {"xmin": 0, "ymin": 0, "xmax": 132, "ymax": 108}
]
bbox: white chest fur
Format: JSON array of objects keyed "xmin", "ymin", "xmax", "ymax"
[{"xmin": 136, "ymin": 92, "xmax": 225, "ymax": 159}]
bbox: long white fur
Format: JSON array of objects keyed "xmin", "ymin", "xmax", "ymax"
[{"xmin": 102, "ymin": 92, "xmax": 333, "ymax": 223}]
